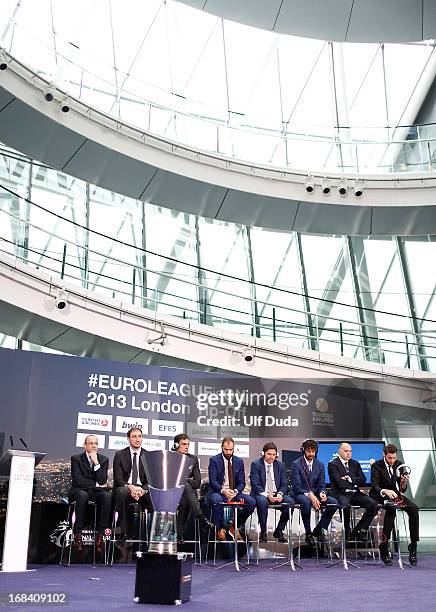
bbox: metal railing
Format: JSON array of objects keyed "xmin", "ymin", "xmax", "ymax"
[
  {"xmin": 0, "ymin": 180, "xmax": 435, "ymax": 372},
  {"xmin": 1, "ymin": 18, "xmax": 436, "ymax": 176}
]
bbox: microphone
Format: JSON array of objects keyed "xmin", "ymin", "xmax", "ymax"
[
  {"xmin": 9, "ymin": 435, "xmax": 14, "ymax": 448},
  {"xmin": 20, "ymin": 438, "xmax": 30, "ymax": 451}
]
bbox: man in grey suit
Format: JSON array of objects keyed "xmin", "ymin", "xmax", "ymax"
[{"xmin": 113, "ymin": 427, "xmax": 153, "ymax": 538}]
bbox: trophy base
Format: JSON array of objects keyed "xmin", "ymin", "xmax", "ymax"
[
  {"xmin": 134, "ymin": 552, "xmax": 193, "ymax": 605},
  {"xmin": 148, "ymin": 540, "xmax": 177, "ymax": 555}
]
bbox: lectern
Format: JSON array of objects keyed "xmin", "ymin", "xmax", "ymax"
[{"xmin": 0, "ymin": 449, "xmax": 45, "ymax": 572}]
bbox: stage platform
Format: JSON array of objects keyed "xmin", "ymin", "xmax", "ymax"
[{"xmin": 1, "ymin": 557, "xmax": 436, "ymax": 611}]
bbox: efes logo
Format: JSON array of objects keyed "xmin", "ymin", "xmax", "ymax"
[
  {"xmin": 77, "ymin": 412, "xmax": 113, "ymax": 431},
  {"xmin": 315, "ymin": 398, "xmax": 329, "ymax": 413}
]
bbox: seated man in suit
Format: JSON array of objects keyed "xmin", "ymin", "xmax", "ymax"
[
  {"xmin": 69, "ymin": 434, "xmax": 111, "ymax": 552},
  {"xmin": 250, "ymin": 442, "xmax": 295, "ymax": 543},
  {"xmin": 206, "ymin": 436, "xmax": 255, "ymax": 540},
  {"xmin": 113, "ymin": 427, "xmax": 153, "ymax": 540},
  {"xmin": 370, "ymin": 443, "xmax": 419, "ymax": 566},
  {"xmin": 172, "ymin": 433, "xmax": 212, "ymax": 543},
  {"xmin": 291, "ymin": 439, "xmax": 338, "ymax": 546},
  {"xmin": 328, "ymin": 442, "xmax": 377, "ymax": 541}
]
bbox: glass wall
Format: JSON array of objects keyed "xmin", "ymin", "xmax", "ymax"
[
  {"xmin": 0, "ymin": 145, "xmax": 435, "ymax": 372},
  {"xmin": 0, "ymin": 1, "xmax": 435, "ymax": 173}
]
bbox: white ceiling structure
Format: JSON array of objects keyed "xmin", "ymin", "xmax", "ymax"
[{"xmin": 177, "ymin": 0, "xmax": 436, "ymax": 43}]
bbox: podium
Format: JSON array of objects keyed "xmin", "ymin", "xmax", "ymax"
[{"xmin": 0, "ymin": 449, "xmax": 45, "ymax": 572}]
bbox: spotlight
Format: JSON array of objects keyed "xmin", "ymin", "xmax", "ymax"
[
  {"xmin": 338, "ymin": 179, "xmax": 348, "ymax": 195},
  {"xmin": 242, "ymin": 347, "xmax": 254, "ymax": 363},
  {"xmin": 55, "ymin": 288, "xmax": 68, "ymax": 310},
  {"xmin": 353, "ymin": 179, "xmax": 364, "ymax": 197},
  {"xmin": 304, "ymin": 175, "xmax": 315, "ymax": 193},
  {"xmin": 60, "ymin": 97, "xmax": 70, "ymax": 113},
  {"xmin": 321, "ymin": 178, "xmax": 331, "ymax": 194},
  {"xmin": 44, "ymin": 87, "xmax": 55, "ymax": 102},
  {"xmin": 0, "ymin": 49, "xmax": 8, "ymax": 71}
]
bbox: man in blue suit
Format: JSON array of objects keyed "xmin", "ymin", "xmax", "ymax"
[
  {"xmin": 250, "ymin": 442, "xmax": 294, "ymax": 543},
  {"xmin": 291, "ymin": 439, "xmax": 338, "ymax": 546},
  {"xmin": 206, "ymin": 437, "xmax": 255, "ymax": 540}
]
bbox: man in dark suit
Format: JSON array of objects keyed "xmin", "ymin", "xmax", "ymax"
[
  {"xmin": 69, "ymin": 434, "xmax": 111, "ymax": 552},
  {"xmin": 291, "ymin": 439, "xmax": 338, "ymax": 546},
  {"xmin": 172, "ymin": 433, "xmax": 212, "ymax": 543},
  {"xmin": 328, "ymin": 442, "xmax": 377, "ymax": 540},
  {"xmin": 250, "ymin": 442, "xmax": 294, "ymax": 543},
  {"xmin": 370, "ymin": 443, "xmax": 419, "ymax": 566},
  {"xmin": 113, "ymin": 427, "xmax": 153, "ymax": 538},
  {"xmin": 206, "ymin": 436, "xmax": 255, "ymax": 540}
]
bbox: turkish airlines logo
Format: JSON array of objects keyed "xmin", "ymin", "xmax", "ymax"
[{"xmin": 77, "ymin": 412, "xmax": 113, "ymax": 431}]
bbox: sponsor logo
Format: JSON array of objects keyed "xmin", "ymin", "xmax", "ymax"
[
  {"xmin": 76, "ymin": 432, "xmax": 105, "ymax": 448},
  {"xmin": 315, "ymin": 398, "xmax": 329, "ymax": 413},
  {"xmin": 77, "ymin": 412, "xmax": 112, "ymax": 431},
  {"xmin": 197, "ymin": 442, "xmax": 221, "ymax": 456},
  {"xmin": 50, "ymin": 520, "xmax": 72, "ymax": 548},
  {"xmin": 312, "ymin": 397, "xmax": 334, "ymax": 426},
  {"xmin": 115, "ymin": 416, "xmax": 148, "ymax": 434},
  {"xmin": 151, "ymin": 419, "xmax": 184, "ymax": 437}
]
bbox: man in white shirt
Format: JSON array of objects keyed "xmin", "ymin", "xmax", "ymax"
[{"xmin": 113, "ymin": 427, "xmax": 153, "ymax": 539}]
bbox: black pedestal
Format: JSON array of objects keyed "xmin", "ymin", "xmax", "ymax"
[{"xmin": 134, "ymin": 552, "xmax": 193, "ymax": 605}]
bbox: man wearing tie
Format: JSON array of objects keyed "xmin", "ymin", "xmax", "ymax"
[
  {"xmin": 113, "ymin": 427, "xmax": 153, "ymax": 539},
  {"xmin": 69, "ymin": 434, "xmax": 111, "ymax": 551},
  {"xmin": 328, "ymin": 442, "xmax": 378, "ymax": 540},
  {"xmin": 291, "ymin": 439, "xmax": 338, "ymax": 546},
  {"xmin": 206, "ymin": 437, "xmax": 255, "ymax": 540},
  {"xmin": 370, "ymin": 443, "xmax": 419, "ymax": 566},
  {"xmin": 250, "ymin": 442, "xmax": 294, "ymax": 543},
  {"xmin": 172, "ymin": 433, "xmax": 212, "ymax": 543}
]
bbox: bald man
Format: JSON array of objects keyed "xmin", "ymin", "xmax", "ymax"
[{"xmin": 328, "ymin": 442, "xmax": 377, "ymax": 540}]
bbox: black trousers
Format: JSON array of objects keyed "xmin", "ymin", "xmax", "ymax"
[
  {"xmin": 113, "ymin": 486, "xmax": 153, "ymax": 535},
  {"xmin": 176, "ymin": 482, "xmax": 201, "ymax": 537},
  {"xmin": 335, "ymin": 492, "xmax": 378, "ymax": 534},
  {"xmin": 382, "ymin": 495, "xmax": 419, "ymax": 544},
  {"xmin": 68, "ymin": 488, "xmax": 112, "ymax": 533}
]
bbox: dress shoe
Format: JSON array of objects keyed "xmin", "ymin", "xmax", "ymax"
[
  {"xmin": 73, "ymin": 533, "xmax": 83, "ymax": 552},
  {"xmin": 273, "ymin": 528, "xmax": 287, "ymax": 543},
  {"xmin": 305, "ymin": 533, "xmax": 316, "ymax": 547},
  {"xmin": 312, "ymin": 526, "xmax": 325, "ymax": 542},
  {"xmin": 408, "ymin": 542, "xmax": 417, "ymax": 566},
  {"xmin": 95, "ymin": 532, "xmax": 104, "ymax": 553},
  {"xmin": 228, "ymin": 526, "xmax": 242, "ymax": 541},
  {"xmin": 198, "ymin": 513, "xmax": 214, "ymax": 530},
  {"xmin": 379, "ymin": 545, "xmax": 393, "ymax": 566},
  {"xmin": 259, "ymin": 531, "xmax": 268, "ymax": 543},
  {"xmin": 217, "ymin": 528, "xmax": 226, "ymax": 541}
]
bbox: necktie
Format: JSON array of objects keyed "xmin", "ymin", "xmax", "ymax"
[
  {"xmin": 88, "ymin": 456, "xmax": 93, "ymax": 470},
  {"xmin": 266, "ymin": 464, "xmax": 274, "ymax": 494},
  {"xmin": 227, "ymin": 457, "xmax": 234, "ymax": 490},
  {"xmin": 308, "ymin": 462, "xmax": 312, "ymax": 472},
  {"xmin": 345, "ymin": 461, "xmax": 349, "ymax": 472},
  {"xmin": 132, "ymin": 452, "xmax": 138, "ymax": 486}
]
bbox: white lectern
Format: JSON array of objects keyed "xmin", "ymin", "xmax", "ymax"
[{"xmin": 0, "ymin": 449, "xmax": 45, "ymax": 572}]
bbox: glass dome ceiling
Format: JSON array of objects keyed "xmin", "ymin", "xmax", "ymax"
[{"xmin": 0, "ymin": 0, "xmax": 435, "ymax": 174}]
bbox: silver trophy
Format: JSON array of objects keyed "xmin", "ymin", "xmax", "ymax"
[{"xmin": 141, "ymin": 450, "xmax": 193, "ymax": 554}]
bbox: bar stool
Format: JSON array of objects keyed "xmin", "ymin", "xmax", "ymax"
[
  {"xmin": 345, "ymin": 505, "xmax": 379, "ymax": 566},
  {"xmin": 177, "ymin": 516, "xmax": 202, "ymax": 565},
  {"xmin": 109, "ymin": 504, "xmax": 149, "ymax": 565},
  {"xmin": 60, "ymin": 500, "xmax": 97, "ymax": 566},
  {"xmin": 253, "ymin": 502, "xmax": 300, "ymax": 571},
  {"xmin": 206, "ymin": 501, "xmax": 250, "ymax": 571}
]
